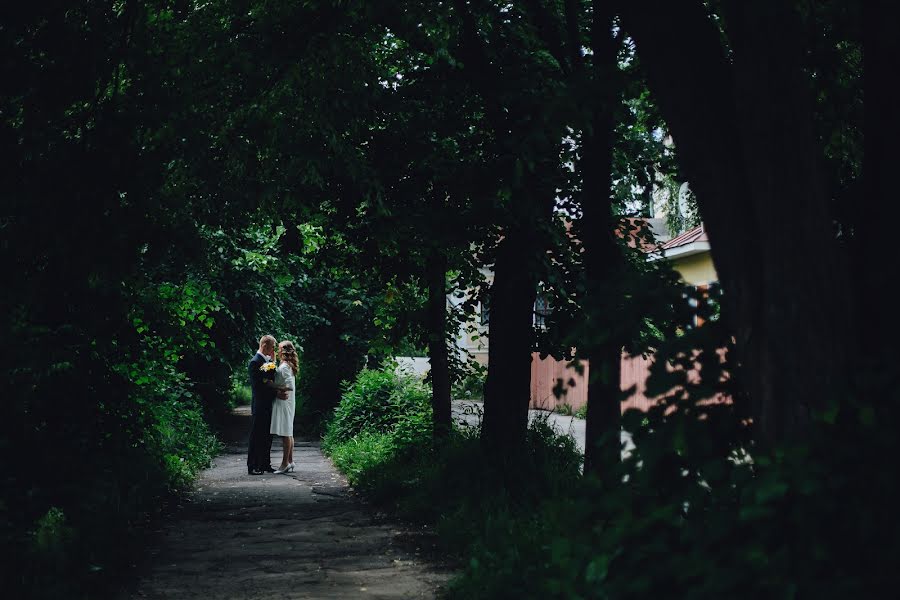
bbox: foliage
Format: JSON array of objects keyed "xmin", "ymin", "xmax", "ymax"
[
  {"xmin": 324, "ymin": 272, "xmax": 899, "ymax": 599},
  {"xmin": 323, "ymin": 366, "xmax": 432, "ymax": 449},
  {"xmin": 2, "ymin": 0, "xmax": 889, "ymax": 598},
  {"xmin": 228, "ymin": 381, "xmax": 253, "ymax": 410},
  {"xmin": 324, "ymin": 399, "xmax": 584, "ymax": 586},
  {"xmin": 447, "ymin": 399, "xmax": 900, "ymax": 599},
  {"xmin": 573, "ymin": 403, "xmax": 588, "ymax": 420},
  {"xmin": 451, "ymin": 361, "xmax": 487, "ymax": 400},
  {"xmin": 612, "ymin": 59, "xmax": 683, "ymax": 216},
  {"xmin": 447, "ymin": 279, "xmax": 895, "ymax": 598},
  {"xmin": 554, "ymin": 403, "xmax": 574, "ymax": 416},
  {"xmin": 326, "ymin": 400, "xmax": 582, "ymax": 520},
  {"xmin": 323, "ymin": 364, "xmax": 584, "ymax": 591},
  {"xmin": 1, "ymin": 2, "xmax": 290, "ymax": 595},
  {"xmin": 661, "ymin": 179, "xmax": 701, "ymax": 237},
  {"xmin": 327, "ymin": 431, "xmax": 397, "ymax": 487}
]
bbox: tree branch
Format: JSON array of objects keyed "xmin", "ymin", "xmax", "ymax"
[
  {"xmin": 564, "ymin": 0, "xmax": 583, "ymax": 71},
  {"xmin": 519, "ymin": 0, "xmax": 571, "ymax": 75}
]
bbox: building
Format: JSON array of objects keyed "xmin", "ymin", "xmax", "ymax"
[
  {"xmin": 621, "ymin": 223, "xmax": 719, "ymax": 412},
  {"xmin": 449, "ymin": 215, "xmax": 722, "ymax": 414}
]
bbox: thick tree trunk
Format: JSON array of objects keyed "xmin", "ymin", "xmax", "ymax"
[
  {"xmin": 426, "ymin": 250, "xmax": 452, "ymax": 440},
  {"xmin": 583, "ymin": 343, "xmax": 622, "ymax": 473},
  {"xmin": 581, "ymin": 4, "xmax": 623, "ymax": 478},
  {"xmin": 725, "ymin": 2, "xmax": 856, "ymax": 441},
  {"xmin": 621, "ymin": 1, "xmax": 855, "ymax": 445},
  {"xmin": 858, "ymin": 1, "xmax": 900, "ymax": 368},
  {"xmin": 619, "ymin": 0, "xmax": 762, "ymax": 430},
  {"xmin": 482, "ymin": 223, "xmax": 541, "ymax": 450}
]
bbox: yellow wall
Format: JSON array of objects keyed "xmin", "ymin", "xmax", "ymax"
[{"xmin": 671, "ymin": 252, "xmax": 717, "ymax": 286}]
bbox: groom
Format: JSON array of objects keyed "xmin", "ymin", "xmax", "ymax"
[{"xmin": 247, "ymin": 334, "xmax": 277, "ymax": 475}]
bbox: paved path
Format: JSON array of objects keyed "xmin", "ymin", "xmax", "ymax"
[{"xmin": 124, "ymin": 408, "xmax": 450, "ymax": 599}]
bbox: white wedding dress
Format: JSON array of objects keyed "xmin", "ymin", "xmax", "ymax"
[{"xmin": 269, "ymin": 362, "xmax": 295, "ymax": 436}]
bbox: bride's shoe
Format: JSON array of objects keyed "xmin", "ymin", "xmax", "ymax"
[
  {"xmin": 274, "ymin": 465, "xmax": 290, "ymax": 474},
  {"xmin": 286, "ymin": 463, "xmax": 295, "ymax": 473}
]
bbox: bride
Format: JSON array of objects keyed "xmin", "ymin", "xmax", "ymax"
[{"xmin": 270, "ymin": 340, "xmax": 298, "ymax": 474}]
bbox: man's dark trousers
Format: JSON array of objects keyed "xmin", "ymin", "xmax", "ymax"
[{"xmin": 247, "ymin": 352, "xmax": 275, "ymax": 471}]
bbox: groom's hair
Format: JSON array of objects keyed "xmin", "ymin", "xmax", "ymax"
[{"xmin": 259, "ymin": 334, "xmax": 276, "ymax": 348}]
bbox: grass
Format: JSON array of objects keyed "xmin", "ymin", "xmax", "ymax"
[
  {"xmin": 228, "ymin": 382, "xmax": 253, "ymax": 408},
  {"xmin": 322, "ymin": 402, "xmax": 584, "ymax": 598},
  {"xmin": 574, "ymin": 403, "xmax": 587, "ymax": 419},
  {"xmin": 321, "ymin": 366, "xmax": 900, "ymax": 599},
  {"xmin": 554, "ymin": 402, "xmax": 573, "ymax": 416}
]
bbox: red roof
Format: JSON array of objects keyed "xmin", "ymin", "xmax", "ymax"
[
  {"xmin": 661, "ymin": 224, "xmax": 707, "ymax": 250},
  {"xmin": 616, "ymin": 217, "xmax": 662, "ymax": 251}
]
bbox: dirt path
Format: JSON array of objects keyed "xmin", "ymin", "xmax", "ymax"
[{"xmin": 125, "ymin": 408, "xmax": 450, "ymax": 599}]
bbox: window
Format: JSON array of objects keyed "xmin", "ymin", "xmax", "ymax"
[
  {"xmin": 684, "ymin": 282, "xmax": 720, "ymax": 328},
  {"xmin": 534, "ymin": 293, "xmax": 551, "ymax": 329},
  {"xmin": 480, "ymin": 298, "xmax": 490, "ymax": 325}
]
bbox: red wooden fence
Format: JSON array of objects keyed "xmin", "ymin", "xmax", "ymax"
[
  {"xmin": 529, "ymin": 353, "xmax": 589, "ymax": 411},
  {"xmin": 529, "ymin": 350, "xmax": 728, "ymax": 413}
]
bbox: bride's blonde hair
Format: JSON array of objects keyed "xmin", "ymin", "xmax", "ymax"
[{"xmin": 278, "ymin": 340, "xmax": 299, "ymax": 375}]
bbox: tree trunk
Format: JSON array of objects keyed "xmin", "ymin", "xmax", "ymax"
[
  {"xmin": 858, "ymin": 1, "xmax": 900, "ymax": 368},
  {"xmin": 726, "ymin": 2, "xmax": 855, "ymax": 441},
  {"xmin": 618, "ymin": 2, "xmax": 763, "ymax": 432},
  {"xmin": 453, "ymin": 0, "xmax": 567, "ymax": 453},
  {"xmin": 426, "ymin": 249, "xmax": 452, "ymax": 440},
  {"xmin": 580, "ymin": 3, "xmax": 623, "ymax": 478},
  {"xmin": 621, "ymin": 0, "xmax": 856, "ymax": 445},
  {"xmin": 482, "ymin": 223, "xmax": 541, "ymax": 451}
]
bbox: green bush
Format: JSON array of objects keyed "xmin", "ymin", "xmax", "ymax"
[
  {"xmin": 2, "ymin": 366, "xmax": 223, "ymax": 599},
  {"xmin": 324, "ymin": 349, "xmax": 900, "ymax": 598},
  {"xmin": 28, "ymin": 507, "xmax": 75, "ymax": 570},
  {"xmin": 445, "ymin": 385, "xmax": 900, "ymax": 600},
  {"xmin": 152, "ymin": 398, "xmax": 221, "ymax": 490},
  {"xmin": 227, "ymin": 376, "xmax": 253, "ymax": 409},
  {"xmin": 554, "ymin": 403, "xmax": 573, "ymax": 416},
  {"xmin": 325, "ymin": 412, "xmax": 582, "ymax": 527},
  {"xmin": 452, "ymin": 363, "xmax": 487, "ymax": 400},
  {"xmin": 327, "ymin": 431, "xmax": 395, "ymax": 486},
  {"xmin": 324, "ymin": 367, "xmax": 432, "ymax": 448},
  {"xmin": 322, "ymin": 372, "xmax": 585, "ymax": 595},
  {"xmin": 321, "ymin": 348, "xmax": 890, "ymax": 598}
]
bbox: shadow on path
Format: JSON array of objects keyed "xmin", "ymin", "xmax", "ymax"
[{"xmin": 124, "ymin": 407, "xmax": 450, "ymax": 599}]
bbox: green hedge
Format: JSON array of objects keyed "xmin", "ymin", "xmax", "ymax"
[
  {"xmin": 323, "ymin": 367, "xmax": 432, "ymax": 450},
  {"xmin": 322, "ymin": 366, "xmax": 586, "ymax": 597}
]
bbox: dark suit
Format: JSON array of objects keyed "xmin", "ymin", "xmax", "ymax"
[{"xmin": 247, "ymin": 351, "xmax": 275, "ymax": 471}]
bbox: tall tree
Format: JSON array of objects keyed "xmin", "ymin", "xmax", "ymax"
[
  {"xmin": 858, "ymin": 0, "xmax": 900, "ymax": 369},
  {"xmin": 449, "ymin": 0, "xmax": 567, "ymax": 451},
  {"xmin": 577, "ymin": 1, "xmax": 628, "ymax": 476},
  {"xmin": 619, "ymin": 0, "xmax": 856, "ymax": 445}
]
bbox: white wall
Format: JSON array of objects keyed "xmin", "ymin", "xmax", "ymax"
[{"xmin": 394, "ymin": 356, "xmax": 430, "ymax": 380}]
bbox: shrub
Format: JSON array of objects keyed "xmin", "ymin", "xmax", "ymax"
[
  {"xmin": 28, "ymin": 507, "xmax": 74, "ymax": 569},
  {"xmin": 322, "ymin": 376, "xmax": 585, "ymax": 595},
  {"xmin": 327, "ymin": 431, "xmax": 395, "ymax": 486},
  {"xmin": 324, "ymin": 367, "xmax": 432, "ymax": 448},
  {"xmin": 554, "ymin": 403, "xmax": 573, "ymax": 416},
  {"xmin": 452, "ymin": 362, "xmax": 487, "ymax": 400},
  {"xmin": 142, "ymin": 384, "xmax": 223, "ymax": 491},
  {"xmin": 2, "ymin": 354, "xmax": 223, "ymax": 600},
  {"xmin": 226, "ymin": 376, "xmax": 253, "ymax": 409}
]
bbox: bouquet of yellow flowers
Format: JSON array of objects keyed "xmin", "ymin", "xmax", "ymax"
[{"xmin": 259, "ymin": 361, "xmax": 276, "ymax": 382}]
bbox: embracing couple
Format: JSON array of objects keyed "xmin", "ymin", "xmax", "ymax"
[{"xmin": 247, "ymin": 334, "xmax": 298, "ymax": 475}]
